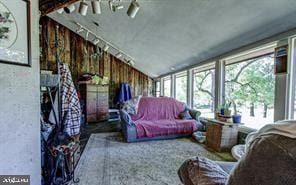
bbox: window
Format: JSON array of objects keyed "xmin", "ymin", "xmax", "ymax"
[
  {"xmin": 193, "ymin": 64, "xmax": 215, "ymax": 118},
  {"xmin": 292, "ymin": 37, "xmax": 296, "ymax": 119},
  {"xmin": 163, "ymin": 76, "xmax": 171, "ymax": 97},
  {"xmin": 155, "ymin": 81, "xmax": 160, "ymax": 97},
  {"xmin": 294, "ymin": 84, "xmax": 296, "ymax": 118},
  {"xmin": 225, "ymin": 53, "xmax": 275, "ymax": 129},
  {"xmin": 175, "ymin": 71, "xmax": 187, "ymax": 103}
]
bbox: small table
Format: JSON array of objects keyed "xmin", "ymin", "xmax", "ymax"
[{"xmin": 205, "ymin": 119, "xmax": 239, "ymax": 152}]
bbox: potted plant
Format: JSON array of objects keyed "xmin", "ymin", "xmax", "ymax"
[
  {"xmin": 232, "ymin": 110, "xmax": 242, "ymax": 124},
  {"xmin": 220, "ymin": 101, "xmax": 232, "ymax": 117}
]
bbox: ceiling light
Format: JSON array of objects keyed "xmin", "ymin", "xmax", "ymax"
[
  {"xmin": 128, "ymin": 60, "xmax": 135, "ymax": 66},
  {"xmin": 92, "ymin": 0, "xmax": 101, "ymax": 14},
  {"xmin": 85, "ymin": 31, "xmax": 90, "ymax": 40},
  {"xmin": 76, "ymin": 26, "xmax": 84, "ymax": 33},
  {"xmin": 103, "ymin": 45, "xmax": 109, "ymax": 52},
  {"xmin": 116, "ymin": 53, "xmax": 122, "ymax": 58},
  {"xmin": 108, "ymin": 1, "xmax": 113, "ymax": 11},
  {"xmin": 116, "ymin": 5, "xmax": 124, "ymax": 10},
  {"xmin": 79, "ymin": 0, "xmax": 89, "ymax": 16},
  {"xmin": 64, "ymin": 4, "xmax": 76, "ymax": 14},
  {"xmin": 93, "ymin": 38, "xmax": 100, "ymax": 45},
  {"xmin": 57, "ymin": 8, "xmax": 64, "ymax": 14},
  {"xmin": 127, "ymin": 0, "xmax": 140, "ymax": 18}
]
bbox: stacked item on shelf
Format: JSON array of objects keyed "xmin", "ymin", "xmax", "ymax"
[{"xmin": 108, "ymin": 109, "xmax": 120, "ymax": 122}]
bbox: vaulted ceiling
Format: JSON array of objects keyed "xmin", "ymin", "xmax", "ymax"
[{"xmin": 48, "ymin": 0, "xmax": 296, "ymax": 77}]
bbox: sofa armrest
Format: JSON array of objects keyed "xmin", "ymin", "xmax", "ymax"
[
  {"xmin": 227, "ymin": 135, "xmax": 296, "ymax": 185},
  {"xmin": 187, "ymin": 108, "xmax": 201, "ymax": 121},
  {"xmin": 120, "ymin": 110, "xmax": 137, "ymax": 142},
  {"xmin": 186, "ymin": 108, "xmax": 206, "ymax": 131},
  {"xmin": 120, "ymin": 109, "xmax": 133, "ymax": 126}
]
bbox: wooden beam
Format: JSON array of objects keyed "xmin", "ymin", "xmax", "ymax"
[{"xmin": 39, "ymin": 0, "xmax": 79, "ymax": 16}]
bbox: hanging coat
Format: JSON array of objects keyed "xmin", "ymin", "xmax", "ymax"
[{"xmin": 117, "ymin": 83, "xmax": 132, "ymax": 104}]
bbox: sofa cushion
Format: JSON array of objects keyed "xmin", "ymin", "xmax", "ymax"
[
  {"xmin": 135, "ymin": 119, "xmax": 197, "ymax": 138},
  {"xmin": 178, "ymin": 157, "xmax": 228, "ymax": 185}
]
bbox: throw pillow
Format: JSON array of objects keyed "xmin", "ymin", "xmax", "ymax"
[
  {"xmin": 122, "ymin": 96, "xmax": 142, "ymax": 115},
  {"xmin": 122, "ymin": 101, "xmax": 136, "ymax": 115},
  {"xmin": 179, "ymin": 110, "xmax": 193, "ymax": 120}
]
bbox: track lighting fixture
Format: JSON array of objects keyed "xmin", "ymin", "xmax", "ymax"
[
  {"xmin": 79, "ymin": 0, "xmax": 89, "ymax": 16},
  {"xmin": 103, "ymin": 45, "xmax": 109, "ymax": 52},
  {"xmin": 61, "ymin": 0, "xmax": 141, "ymax": 18},
  {"xmin": 108, "ymin": 0, "xmax": 124, "ymax": 12},
  {"xmin": 93, "ymin": 38, "xmax": 100, "ymax": 45},
  {"xmin": 115, "ymin": 4, "xmax": 124, "ymax": 10},
  {"xmin": 116, "ymin": 53, "xmax": 122, "ymax": 58},
  {"xmin": 92, "ymin": 0, "xmax": 101, "ymax": 14},
  {"xmin": 57, "ymin": 8, "xmax": 64, "ymax": 14},
  {"xmin": 108, "ymin": 1, "xmax": 114, "ymax": 11},
  {"xmin": 75, "ymin": 22, "xmax": 135, "ymax": 64},
  {"xmin": 64, "ymin": 4, "xmax": 76, "ymax": 14},
  {"xmin": 127, "ymin": 60, "xmax": 135, "ymax": 66},
  {"xmin": 127, "ymin": 0, "xmax": 140, "ymax": 18},
  {"xmin": 76, "ymin": 26, "xmax": 84, "ymax": 33},
  {"xmin": 85, "ymin": 31, "xmax": 90, "ymax": 40}
]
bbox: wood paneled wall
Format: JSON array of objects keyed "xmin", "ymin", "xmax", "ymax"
[
  {"xmin": 39, "ymin": 0, "xmax": 79, "ymax": 16},
  {"xmin": 40, "ymin": 17, "xmax": 153, "ymax": 107}
]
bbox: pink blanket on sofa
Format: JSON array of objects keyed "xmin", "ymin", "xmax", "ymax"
[{"xmin": 131, "ymin": 97, "xmax": 197, "ymax": 138}]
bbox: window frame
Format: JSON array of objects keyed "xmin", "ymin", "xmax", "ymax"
[
  {"xmin": 223, "ymin": 50, "xmax": 276, "ymax": 128},
  {"xmin": 155, "ymin": 80, "xmax": 161, "ymax": 97},
  {"xmin": 162, "ymin": 75, "xmax": 172, "ymax": 97},
  {"xmin": 288, "ymin": 37, "xmax": 296, "ymax": 119},
  {"xmin": 174, "ymin": 71, "xmax": 188, "ymax": 103},
  {"xmin": 191, "ymin": 62, "xmax": 216, "ymax": 117}
]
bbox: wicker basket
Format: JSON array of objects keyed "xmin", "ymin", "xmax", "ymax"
[{"xmin": 206, "ymin": 122, "xmax": 238, "ymax": 152}]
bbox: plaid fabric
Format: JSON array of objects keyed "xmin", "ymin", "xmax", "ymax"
[{"xmin": 60, "ymin": 64, "xmax": 81, "ymax": 136}]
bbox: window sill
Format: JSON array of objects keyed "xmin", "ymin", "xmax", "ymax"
[{"xmin": 238, "ymin": 125, "xmax": 257, "ymax": 134}]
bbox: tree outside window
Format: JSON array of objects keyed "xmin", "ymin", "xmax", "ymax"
[
  {"xmin": 175, "ymin": 72, "xmax": 187, "ymax": 103},
  {"xmin": 193, "ymin": 68, "xmax": 215, "ymax": 118},
  {"xmin": 155, "ymin": 81, "xmax": 160, "ymax": 97},
  {"xmin": 163, "ymin": 77, "xmax": 171, "ymax": 97},
  {"xmin": 225, "ymin": 54, "xmax": 275, "ymax": 129}
]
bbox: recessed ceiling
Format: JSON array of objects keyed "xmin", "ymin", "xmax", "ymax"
[{"xmin": 49, "ymin": 0, "xmax": 296, "ymax": 77}]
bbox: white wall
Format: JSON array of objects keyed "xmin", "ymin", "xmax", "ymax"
[{"xmin": 0, "ymin": 0, "xmax": 40, "ymax": 184}]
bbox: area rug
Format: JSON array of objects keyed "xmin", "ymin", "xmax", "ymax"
[{"xmin": 74, "ymin": 133, "xmax": 234, "ymax": 185}]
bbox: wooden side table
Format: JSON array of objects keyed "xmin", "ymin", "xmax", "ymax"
[{"xmin": 205, "ymin": 119, "xmax": 239, "ymax": 152}]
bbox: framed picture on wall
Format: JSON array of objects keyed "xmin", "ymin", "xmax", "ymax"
[
  {"xmin": 0, "ymin": 0, "xmax": 31, "ymax": 67},
  {"xmin": 274, "ymin": 45, "xmax": 288, "ymax": 74}
]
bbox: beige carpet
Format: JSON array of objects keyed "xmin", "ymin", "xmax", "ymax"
[{"xmin": 73, "ymin": 133, "xmax": 234, "ymax": 185}]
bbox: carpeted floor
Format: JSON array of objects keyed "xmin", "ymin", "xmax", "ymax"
[
  {"xmin": 74, "ymin": 132, "xmax": 234, "ymax": 185},
  {"xmin": 79, "ymin": 121, "xmax": 122, "ymax": 152}
]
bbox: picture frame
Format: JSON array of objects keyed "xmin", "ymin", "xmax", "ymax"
[
  {"xmin": 274, "ymin": 45, "xmax": 288, "ymax": 74},
  {"xmin": 0, "ymin": 0, "xmax": 31, "ymax": 67}
]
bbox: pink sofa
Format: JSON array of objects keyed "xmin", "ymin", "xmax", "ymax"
[{"xmin": 120, "ymin": 97, "xmax": 200, "ymax": 142}]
